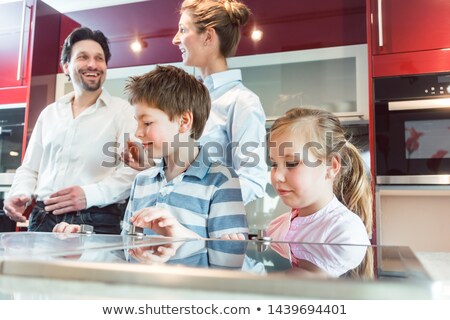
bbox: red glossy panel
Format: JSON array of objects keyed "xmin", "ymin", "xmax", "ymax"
[
  {"xmin": 371, "ymin": 0, "xmax": 450, "ymax": 55},
  {"xmin": 372, "ymin": 49, "xmax": 450, "ymax": 77},
  {"xmin": 63, "ymin": 0, "xmax": 366, "ymax": 68},
  {"xmin": 0, "ymin": 87, "xmax": 28, "ymax": 104},
  {"xmin": 0, "ymin": 1, "xmax": 30, "ymax": 88}
]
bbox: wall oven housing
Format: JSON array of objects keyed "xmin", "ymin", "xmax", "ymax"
[{"xmin": 374, "ymin": 73, "xmax": 450, "ymax": 184}]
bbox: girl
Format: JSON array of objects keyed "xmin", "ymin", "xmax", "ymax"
[
  {"xmin": 266, "ymin": 107, "xmax": 372, "ymax": 245},
  {"xmin": 172, "ymin": 0, "xmax": 268, "ymax": 205}
]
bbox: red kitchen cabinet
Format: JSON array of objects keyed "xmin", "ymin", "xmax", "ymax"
[
  {"xmin": 370, "ymin": 0, "xmax": 450, "ymax": 55},
  {"xmin": 369, "ymin": 0, "xmax": 450, "ymax": 76},
  {"xmin": 0, "ymin": 0, "xmax": 34, "ymax": 90}
]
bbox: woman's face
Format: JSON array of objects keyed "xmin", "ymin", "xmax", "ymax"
[{"xmin": 172, "ymin": 11, "xmax": 209, "ymax": 67}]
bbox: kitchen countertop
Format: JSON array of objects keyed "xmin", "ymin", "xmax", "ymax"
[
  {"xmin": 416, "ymin": 252, "xmax": 450, "ymax": 299},
  {"xmin": 0, "ymin": 232, "xmax": 441, "ymax": 300}
]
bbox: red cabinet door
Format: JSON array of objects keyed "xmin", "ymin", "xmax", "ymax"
[
  {"xmin": 371, "ymin": 0, "xmax": 450, "ymax": 55},
  {"xmin": 0, "ymin": 0, "xmax": 33, "ymax": 88}
]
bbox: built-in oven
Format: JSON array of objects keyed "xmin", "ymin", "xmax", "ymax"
[
  {"xmin": 0, "ymin": 105, "xmax": 25, "ymax": 232},
  {"xmin": 374, "ymin": 73, "xmax": 450, "ymax": 184}
]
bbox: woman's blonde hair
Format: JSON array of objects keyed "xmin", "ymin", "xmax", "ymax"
[
  {"xmin": 180, "ymin": 0, "xmax": 250, "ymax": 57},
  {"xmin": 270, "ymin": 107, "xmax": 373, "ymax": 237}
]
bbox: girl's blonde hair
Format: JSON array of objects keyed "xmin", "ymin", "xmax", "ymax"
[
  {"xmin": 270, "ymin": 107, "xmax": 373, "ymax": 237},
  {"xmin": 180, "ymin": 0, "xmax": 250, "ymax": 57}
]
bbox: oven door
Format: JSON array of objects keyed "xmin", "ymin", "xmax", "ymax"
[{"xmin": 375, "ymin": 97, "xmax": 450, "ymax": 184}]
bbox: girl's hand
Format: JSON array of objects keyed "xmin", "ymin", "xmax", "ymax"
[{"xmin": 130, "ymin": 207, "xmax": 201, "ymax": 239}]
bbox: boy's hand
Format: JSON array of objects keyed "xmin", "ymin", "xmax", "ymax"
[
  {"xmin": 121, "ymin": 140, "xmax": 154, "ymax": 171},
  {"xmin": 220, "ymin": 233, "xmax": 246, "ymax": 240},
  {"xmin": 128, "ymin": 243, "xmax": 180, "ymax": 264},
  {"xmin": 130, "ymin": 207, "xmax": 200, "ymax": 239},
  {"xmin": 53, "ymin": 222, "xmax": 81, "ymax": 233}
]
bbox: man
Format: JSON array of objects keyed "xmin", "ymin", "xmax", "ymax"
[{"xmin": 3, "ymin": 27, "xmax": 137, "ymax": 234}]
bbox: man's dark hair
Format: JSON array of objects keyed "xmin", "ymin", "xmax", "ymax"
[{"xmin": 60, "ymin": 27, "xmax": 111, "ymax": 66}]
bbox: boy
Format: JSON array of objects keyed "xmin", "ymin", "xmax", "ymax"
[{"xmin": 54, "ymin": 65, "xmax": 248, "ymax": 239}]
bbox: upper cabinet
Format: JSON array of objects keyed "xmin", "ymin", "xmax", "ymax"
[
  {"xmin": 370, "ymin": 0, "xmax": 450, "ymax": 55},
  {"xmin": 0, "ymin": 0, "xmax": 33, "ymax": 89},
  {"xmin": 0, "ymin": 0, "xmax": 34, "ymax": 104},
  {"xmin": 59, "ymin": 0, "xmax": 366, "ymax": 69},
  {"xmin": 368, "ymin": 0, "xmax": 450, "ymax": 77}
]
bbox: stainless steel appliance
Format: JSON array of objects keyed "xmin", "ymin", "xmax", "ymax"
[
  {"xmin": 374, "ymin": 73, "xmax": 450, "ymax": 184},
  {"xmin": 0, "ymin": 106, "xmax": 24, "ymax": 232},
  {"xmin": 0, "ymin": 106, "xmax": 25, "ymax": 173}
]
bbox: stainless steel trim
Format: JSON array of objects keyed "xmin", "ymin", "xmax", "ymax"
[
  {"xmin": 377, "ymin": 0, "xmax": 383, "ymax": 47},
  {"xmin": 17, "ymin": 0, "xmax": 27, "ymax": 82},
  {"xmin": 377, "ymin": 175, "xmax": 450, "ymax": 185},
  {"xmin": 388, "ymin": 98, "xmax": 450, "ymax": 111},
  {"xmin": 0, "ymin": 256, "xmax": 433, "ymax": 299},
  {"xmin": 265, "ymin": 112, "xmax": 364, "ymax": 122}
]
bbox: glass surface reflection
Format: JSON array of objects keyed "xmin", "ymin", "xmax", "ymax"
[{"xmin": 0, "ymin": 232, "xmax": 433, "ymax": 299}]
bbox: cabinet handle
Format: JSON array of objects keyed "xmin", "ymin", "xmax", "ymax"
[
  {"xmin": 377, "ymin": 0, "xmax": 383, "ymax": 47},
  {"xmin": 17, "ymin": 0, "xmax": 27, "ymax": 82}
]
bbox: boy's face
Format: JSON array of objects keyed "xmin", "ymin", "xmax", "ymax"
[
  {"xmin": 134, "ymin": 103, "xmax": 181, "ymax": 159},
  {"xmin": 63, "ymin": 40, "xmax": 107, "ymax": 93}
]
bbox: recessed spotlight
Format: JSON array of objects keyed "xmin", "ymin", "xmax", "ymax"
[
  {"xmin": 251, "ymin": 29, "xmax": 263, "ymax": 42},
  {"xmin": 130, "ymin": 38, "xmax": 148, "ymax": 52}
]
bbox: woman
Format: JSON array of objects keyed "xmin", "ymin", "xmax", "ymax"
[{"xmin": 172, "ymin": 0, "xmax": 268, "ymax": 205}]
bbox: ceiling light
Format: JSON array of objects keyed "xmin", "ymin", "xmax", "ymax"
[
  {"xmin": 130, "ymin": 38, "xmax": 148, "ymax": 52},
  {"xmin": 9, "ymin": 151, "xmax": 19, "ymax": 157},
  {"xmin": 251, "ymin": 29, "xmax": 263, "ymax": 42}
]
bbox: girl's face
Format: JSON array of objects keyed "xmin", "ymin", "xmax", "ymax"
[
  {"xmin": 269, "ymin": 132, "xmax": 335, "ymax": 216},
  {"xmin": 172, "ymin": 11, "xmax": 209, "ymax": 67}
]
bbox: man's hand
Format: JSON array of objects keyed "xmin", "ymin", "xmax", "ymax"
[
  {"xmin": 44, "ymin": 186, "xmax": 87, "ymax": 215},
  {"xmin": 52, "ymin": 222, "xmax": 81, "ymax": 233},
  {"xmin": 3, "ymin": 195, "xmax": 30, "ymax": 223}
]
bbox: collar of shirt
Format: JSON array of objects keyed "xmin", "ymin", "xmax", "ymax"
[
  {"xmin": 290, "ymin": 196, "xmax": 339, "ymax": 224},
  {"xmin": 203, "ymin": 69, "xmax": 242, "ymax": 91},
  {"xmin": 58, "ymin": 89, "xmax": 112, "ymax": 110},
  {"xmin": 150, "ymin": 146, "xmax": 213, "ymax": 182}
]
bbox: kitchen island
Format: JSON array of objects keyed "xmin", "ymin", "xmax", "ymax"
[{"xmin": 0, "ymin": 232, "xmax": 439, "ymax": 299}]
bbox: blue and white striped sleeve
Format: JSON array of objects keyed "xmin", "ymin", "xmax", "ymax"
[{"xmin": 207, "ymin": 167, "xmax": 249, "ymax": 238}]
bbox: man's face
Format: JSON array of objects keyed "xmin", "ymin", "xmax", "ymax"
[{"xmin": 63, "ymin": 40, "xmax": 107, "ymax": 93}]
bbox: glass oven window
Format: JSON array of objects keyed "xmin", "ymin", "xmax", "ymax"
[{"xmin": 405, "ymin": 119, "xmax": 450, "ymax": 160}]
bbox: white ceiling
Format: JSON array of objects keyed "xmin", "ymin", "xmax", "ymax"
[{"xmin": 41, "ymin": 0, "xmax": 150, "ymax": 13}]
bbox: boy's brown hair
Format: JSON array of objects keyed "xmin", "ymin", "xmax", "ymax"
[{"xmin": 125, "ymin": 65, "xmax": 210, "ymax": 139}]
